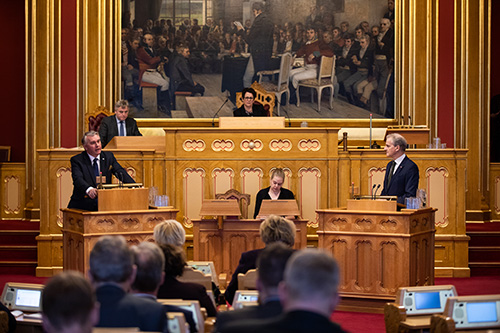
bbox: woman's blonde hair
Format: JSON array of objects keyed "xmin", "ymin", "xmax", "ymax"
[
  {"xmin": 153, "ymin": 220, "xmax": 186, "ymax": 247},
  {"xmin": 260, "ymin": 215, "xmax": 296, "ymax": 246}
]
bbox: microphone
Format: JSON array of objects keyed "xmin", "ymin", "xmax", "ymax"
[
  {"xmin": 371, "ymin": 184, "xmax": 377, "ymax": 200},
  {"xmin": 281, "ymin": 107, "xmax": 292, "ymax": 127},
  {"xmin": 117, "ymin": 170, "xmax": 123, "ymax": 188},
  {"xmin": 374, "ymin": 184, "xmax": 381, "ymax": 199},
  {"xmin": 212, "ymin": 97, "xmax": 229, "ymax": 127}
]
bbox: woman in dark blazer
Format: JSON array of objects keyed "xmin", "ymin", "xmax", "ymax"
[{"xmin": 233, "ymin": 87, "xmax": 268, "ymax": 117}]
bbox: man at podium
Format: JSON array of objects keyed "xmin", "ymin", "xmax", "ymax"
[
  {"xmin": 380, "ymin": 133, "xmax": 419, "ymax": 205},
  {"xmin": 68, "ymin": 131, "xmax": 134, "ymax": 211},
  {"xmin": 98, "ymin": 99, "xmax": 142, "ymax": 148}
]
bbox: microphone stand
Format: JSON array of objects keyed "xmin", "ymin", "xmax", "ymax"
[
  {"xmin": 371, "ymin": 184, "xmax": 377, "ymax": 200},
  {"xmin": 212, "ymin": 97, "xmax": 229, "ymax": 127},
  {"xmin": 282, "ymin": 108, "xmax": 292, "ymax": 127},
  {"xmin": 373, "ymin": 184, "xmax": 381, "ymax": 199}
]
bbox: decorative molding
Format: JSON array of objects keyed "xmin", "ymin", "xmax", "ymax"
[
  {"xmin": 298, "ymin": 139, "xmax": 321, "ymax": 151},
  {"xmin": 212, "ymin": 139, "xmax": 235, "ymax": 152},
  {"xmin": 183, "ymin": 168, "xmax": 206, "ymax": 228},
  {"xmin": 240, "ymin": 139, "xmax": 263, "ymax": 151},
  {"xmin": 183, "ymin": 139, "xmax": 206, "ymax": 151},
  {"xmin": 426, "ymin": 167, "xmax": 449, "ymax": 228},
  {"xmin": 269, "ymin": 139, "xmax": 292, "ymax": 151},
  {"xmin": 3, "ymin": 175, "xmax": 21, "ymax": 215}
]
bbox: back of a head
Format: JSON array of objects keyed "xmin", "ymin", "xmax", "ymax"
[
  {"xmin": 154, "ymin": 219, "xmax": 186, "ymax": 247},
  {"xmin": 42, "ymin": 271, "xmax": 97, "ymax": 332},
  {"xmin": 89, "ymin": 235, "xmax": 133, "ymax": 283},
  {"xmin": 131, "ymin": 241, "xmax": 165, "ymax": 293},
  {"xmin": 260, "ymin": 215, "xmax": 296, "ymax": 246},
  {"xmin": 160, "ymin": 243, "xmax": 186, "ymax": 278},
  {"xmin": 284, "ymin": 249, "xmax": 340, "ymax": 302},
  {"xmin": 257, "ymin": 242, "xmax": 294, "ymax": 289}
]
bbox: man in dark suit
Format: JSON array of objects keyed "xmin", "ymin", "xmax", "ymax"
[
  {"xmin": 216, "ymin": 243, "xmax": 294, "ymax": 332},
  {"xmin": 217, "ymin": 249, "xmax": 346, "ymax": 333},
  {"xmin": 169, "ymin": 45, "xmax": 205, "ymax": 98},
  {"xmin": 67, "ymin": 131, "xmax": 135, "ymax": 211},
  {"xmin": 380, "ymin": 133, "xmax": 419, "ymax": 205},
  {"xmin": 130, "ymin": 242, "xmax": 198, "ymax": 333},
  {"xmin": 236, "ymin": 1, "xmax": 274, "ymax": 87},
  {"xmin": 99, "ymin": 100, "xmax": 142, "ymax": 148},
  {"xmin": 89, "ymin": 236, "xmax": 167, "ymax": 332}
]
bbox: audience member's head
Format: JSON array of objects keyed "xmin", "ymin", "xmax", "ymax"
[
  {"xmin": 160, "ymin": 244, "xmax": 186, "ymax": 278},
  {"xmin": 89, "ymin": 235, "xmax": 136, "ymax": 287},
  {"xmin": 154, "ymin": 219, "xmax": 186, "ymax": 247},
  {"xmin": 279, "ymin": 249, "xmax": 340, "ymax": 317},
  {"xmin": 256, "ymin": 242, "xmax": 294, "ymax": 299},
  {"xmin": 42, "ymin": 271, "xmax": 99, "ymax": 333},
  {"xmin": 260, "ymin": 215, "xmax": 296, "ymax": 247},
  {"xmin": 131, "ymin": 241, "xmax": 165, "ymax": 294}
]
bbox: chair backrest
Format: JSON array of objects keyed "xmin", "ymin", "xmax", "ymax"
[
  {"xmin": 167, "ymin": 312, "xmax": 189, "ymax": 333},
  {"xmin": 215, "ymin": 189, "xmax": 251, "ymax": 219},
  {"xmin": 237, "ymin": 269, "xmax": 258, "ymax": 291},
  {"xmin": 0, "ymin": 311, "xmax": 8, "ymax": 333},
  {"xmin": 277, "ymin": 52, "xmax": 293, "ymax": 88},
  {"xmin": 236, "ymin": 81, "xmax": 275, "ymax": 116},
  {"xmin": 316, "ymin": 56, "xmax": 335, "ymax": 84},
  {"xmin": 86, "ymin": 106, "xmax": 112, "ymax": 132},
  {"xmin": 186, "ymin": 261, "xmax": 219, "ymax": 286},
  {"xmin": 177, "ymin": 266, "xmax": 212, "ymax": 290},
  {"xmin": 158, "ymin": 299, "xmax": 205, "ymax": 333}
]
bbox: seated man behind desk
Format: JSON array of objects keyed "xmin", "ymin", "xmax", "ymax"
[
  {"xmin": 67, "ymin": 131, "xmax": 134, "ymax": 211},
  {"xmin": 89, "ymin": 235, "xmax": 167, "ymax": 332},
  {"xmin": 219, "ymin": 249, "xmax": 347, "ymax": 333},
  {"xmin": 99, "ymin": 99, "xmax": 142, "ymax": 148},
  {"xmin": 169, "ymin": 44, "xmax": 205, "ymax": 97},
  {"xmin": 216, "ymin": 243, "xmax": 294, "ymax": 331},
  {"xmin": 42, "ymin": 271, "xmax": 99, "ymax": 333},
  {"xmin": 380, "ymin": 133, "xmax": 419, "ymax": 205},
  {"xmin": 233, "ymin": 87, "xmax": 267, "ymax": 117}
]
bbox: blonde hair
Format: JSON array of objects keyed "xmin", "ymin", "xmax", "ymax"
[
  {"xmin": 271, "ymin": 168, "xmax": 285, "ymax": 181},
  {"xmin": 153, "ymin": 220, "xmax": 186, "ymax": 247},
  {"xmin": 260, "ymin": 215, "xmax": 296, "ymax": 246}
]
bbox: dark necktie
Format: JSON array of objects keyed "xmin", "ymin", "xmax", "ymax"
[
  {"xmin": 387, "ymin": 161, "xmax": 396, "ymax": 184},
  {"xmin": 93, "ymin": 158, "xmax": 99, "ymax": 177},
  {"xmin": 119, "ymin": 121, "xmax": 125, "ymax": 136}
]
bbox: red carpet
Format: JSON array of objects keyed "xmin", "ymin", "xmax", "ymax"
[{"xmin": 0, "ymin": 274, "xmax": 498, "ymax": 333}]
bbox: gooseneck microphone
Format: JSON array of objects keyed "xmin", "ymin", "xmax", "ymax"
[
  {"xmin": 371, "ymin": 184, "xmax": 377, "ymax": 200},
  {"xmin": 212, "ymin": 97, "xmax": 229, "ymax": 127},
  {"xmin": 373, "ymin": 184, "xmax": 381, "ymax": 199}
]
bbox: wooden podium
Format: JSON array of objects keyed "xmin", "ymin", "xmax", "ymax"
[
  {"xmin": 317, "ymin": 200, "xmax": 436, "ymax": 312},
  {"xmin": 62, "ymin": 187, "xmax": 178, "ymax": 274}
]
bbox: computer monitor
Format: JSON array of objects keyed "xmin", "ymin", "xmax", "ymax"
[
  {"xmin": 232, "ymin": 290, "xmax": 259, "ymax": 309},
  {"xmin": 444, "ymin": 295, "xmax": 500, "ymax": 329},
  {"xmin": 396, "ymin": 285, "xmax": 457, "ymax": 316},
  {"xmin": 1, "ymin": 282, "xmax": 44, "ymax": 312}
]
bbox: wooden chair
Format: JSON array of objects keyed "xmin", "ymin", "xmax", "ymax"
[
  {"xmin": 236, "ymin": 81, "xmax": 275, "ymax": 116},
  {"xmin": 430, "ymin": 314, "xmax": 456, "ymax": 333},
  {"xmin": 237, "ymin": 269, "xmax": 258, "ymax": 291},
  {"xmin": 186, "ymin": 261, "xmax": 226, "ymax": 288},
  {"xmin": 215, "ymin": 189, "xmax": 251, "ymax": 219},
  {"xmin": 178, "ymin": 266, "xmax": 212, "ymax": 290},
  {"xmin": 297, "ymin": 55, "xmax": 336, "ymax": 112},
  {"xmin": 86, "ymin": 106, "xmax": 112, "ymax": 132},
  {"xmin": 158, "ymin": 299, "xmax": 206, "ymax": 333},
  {"xmin": 0, "ymin": 311, "xmax": 8, "ymax": 333},
  {"xmin": 167, "ymin": 312, "xmax": 189, "ymax": 333},
  {"xmin": 257, "ymin": 52, "xmax": 293, "ymax": 116}
]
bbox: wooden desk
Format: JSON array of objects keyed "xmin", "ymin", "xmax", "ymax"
[
  {"xmin": 61, "ymin": 207, "xmax": 178, "ymax": 273},
  {"xmin": 15, "ymin": 315, "xmax": 43, "ymax": 333},
  {"xmin": 192, "ymin": 218, "xmax": 308, "ymax": 277},
  {"xmin": 317, "ymin": 207, "xmax": 436, "ymax": 312},
  {"xmin": 385, "ymin": 127, "xmax": 430, "ymax": 145}
]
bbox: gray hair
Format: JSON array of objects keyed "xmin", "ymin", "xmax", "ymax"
[
  {"xmin": 89, "ymin": 235, "xmax": 134, "ymax": 283},
  {"xmin": 154, "ymin": 220, "xmax": 186, "ymax": 247},
  {"xmin": 386, "ymin": 133, "xmax": 408, "ymax": 151},
  {"xmin": 114, "ymin": 99, "xmax": 129, "ymax": 111},
  {"xmin": 81, "ymin": 131, "xmax": 100, "ymax": 145},
  {"xmin": 260, "ymin": 215, "xmax": 296, "ymax": 246},
  {"xmin": 284, "ymin": 249, "xmax": 340, "ymax": 301},
  {"xmin": 131, "ymin": 241, "xmax": 165, "ymax": 292}
]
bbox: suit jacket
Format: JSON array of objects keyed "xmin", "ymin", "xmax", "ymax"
[
  {"xmin": 67, "ymin": 151, "xmax": 134, "ymax": 211},
  {"xmin": 169, "ymin": 52, "xmax": 195, "ymax": 94},
  {"xmin": 218, "ymin": 310, "xmax": 347, "ymax": 333},
  {"xmin": 99, "ymin": 115, "xmax": 142, "ymax": 148},
  {"xmin": 380, "ymin": 155, "xmax": 419, "ymax": 205},
  {"xmin": 254, "ymin": 187, "xmax": 295, "ymax": 219},
  {"xmin": 224, "ymin": 248, "xmax": 263, "ymax": 305},
  {"xmin": 157, "ymin": 276, "xmax": 217, "ymax": 317},
  {"xmin": 136, "ymin": 46, "xmax": 161, "ymax": 79},
  {"xmin": 240, "ymin": 13, "xmax": 274, "ymax": 73},
  {"xmin": 233, "ymin": 103, "xmax": 267, "ymax": 117},
  {"xmin": 216, "ymin": 299, "xmax": 282, "ymax": 331},
  {"xmin": 95, "ymin": 285, "xmax": 167, "ymax": 332}
]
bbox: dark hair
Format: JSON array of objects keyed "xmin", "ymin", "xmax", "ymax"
[
  {"xmin": 131, "ymin": 242, "xmax": 165, "ymax": 293},
  {"xmin": 257, "ymin": 242, "xmax": 294, "ymax": 288},
  {"xmin": 42, "ymin": 271, "xmax": 95, "ymax": 330},
  {"xmin": 242, "ymin": 87, "xmax": 257, "ymax": 99},
  {"xmin": 160, "ymin": 244, "xmax": 186, "ymax": 277},
  {"xmin": 252, "ymin": 2, "xmax": 264, "ymax": 12},
  {"xmin": 89, "ymin": 235, "xmax": 134, "ymax": 283}
]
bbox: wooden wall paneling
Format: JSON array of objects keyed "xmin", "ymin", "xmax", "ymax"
[
  {"xmin": 0, "ymin": 163, "xmax": 26, "ymax": 219},
  {"xmin": 490, "ymin": 164, "xmax": 500, "ymax": 221}
]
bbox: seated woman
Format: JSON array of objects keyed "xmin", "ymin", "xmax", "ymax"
[
  {"xmin": 154, "ymin": 219, "xmax": 186, "ymax": 247},
  {"xmin": 233, "ymin": 87, "xmax": 268, "ymax": 117},
  {"xmin": 254, "ymin": 168, "xmax": 295, "ymax": 219},
  {"xmin": 223, "ymin": 215, "xmax": 296, "ymax": 305},
  {"xmin": 157, "ymin": 243, "xmax": 218, "ymax": 317}
]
